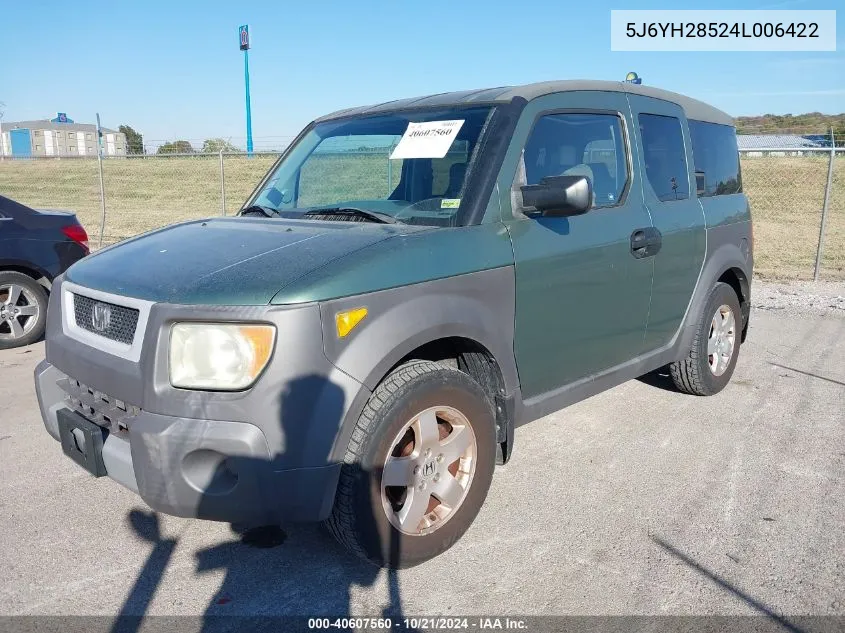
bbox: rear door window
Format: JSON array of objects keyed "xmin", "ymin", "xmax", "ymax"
[
  {"xmin": 638, "ymin": 113, "xmax": 690, "ymax": 202},
  {"xmin": 688, "ymin": 120, "xmax": 741, "ymax": 196}
]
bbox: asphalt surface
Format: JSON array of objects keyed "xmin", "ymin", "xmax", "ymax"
[{"xmin": 1, "ymin": 306, "xmax": 843, "ymax": 620}]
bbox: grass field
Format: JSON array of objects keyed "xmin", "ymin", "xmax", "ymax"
[
  {"xmin": 1, "ymin": 154, "xmax": 843, "ymax": 280},
  {"xmin": 0, "ymin": 155, "xmax": 278, "ymax": 243},
  {"xmin": 741, "ymin": 155, "xmax": 844, "ymax": 280}
]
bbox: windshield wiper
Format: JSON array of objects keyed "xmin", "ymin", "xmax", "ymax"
[
  {"xmin": 239, "ymin": 204, "xmax": 280, "ymax": 218},
  {"xmin": 302, "ymin": 207, "xmax": 401, "ymax": 224}
]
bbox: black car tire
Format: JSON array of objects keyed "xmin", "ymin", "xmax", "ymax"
[
  {"xmin": 0, "ymin": 272, "xmax": 49, "ymax": 350},
  {"xmin": 325, "ymin": 359, "xmax": 497, "ymax": 568},
  {"xmin": 670, "ymin": 282, "xmax": 742, "ymax": 396}
]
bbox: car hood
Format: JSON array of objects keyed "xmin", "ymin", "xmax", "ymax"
[{"xmin": 65, "ymin": 217, "xmax": 421, "ymax": 305}]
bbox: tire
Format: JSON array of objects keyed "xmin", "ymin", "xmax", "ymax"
[
  {"xmin": 670, "ymin": 282, "xmax": 742, "ymax": 396},
  {"xmin": 0, "ymin": 272, "xmax": 48, "ymax": 350},
  {"xmin": 326, "ymin": 359, "xmax": 497, "ymax": 568}
]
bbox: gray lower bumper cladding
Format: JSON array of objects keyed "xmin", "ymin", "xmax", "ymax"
[{"xmin": 35, "ymin": 360, "xmax": 341, "ymax": 524}]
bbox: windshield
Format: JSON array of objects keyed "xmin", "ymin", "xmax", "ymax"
[{"xmin": 246, "ymin": 106, "xmax": 495, "ymax": 227}]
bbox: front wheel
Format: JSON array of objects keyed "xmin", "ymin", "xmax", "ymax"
[
  {"xmin": 670, "ymin": 282, "xmax": 742, "ymax": 396},
  {"xmin": 326, "ymin": 360, "xmax": 497, "ymax": 568}
]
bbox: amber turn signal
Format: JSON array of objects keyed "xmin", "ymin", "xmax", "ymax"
[{"xmin": 336, "ymin": 307, "xmax": 368, "ymax": 338}]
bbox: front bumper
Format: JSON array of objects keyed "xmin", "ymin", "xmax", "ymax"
[
  {"xmin": 34, "ymin": 279, "xmax": 372, "ymax": 524},
  {"xmin": 36, "ymin": 360, "xmax": 341, "ymax": 523}
]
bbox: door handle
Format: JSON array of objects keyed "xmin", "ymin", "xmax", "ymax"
[{"xmin": 630, "ymin": 227, "xmax": 662, "ymax": 259}]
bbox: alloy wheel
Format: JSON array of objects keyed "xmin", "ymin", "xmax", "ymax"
[
  {"xmin": 707, "ymin": 304, "xmax": 736, "ymax": 376},
  {"xmin": 0, "ymin": 283, "xmax": 40, "ymax": 342},
  {"xmin": 381, "ymin": 405, "xmax": 477, "ymax": 536}
]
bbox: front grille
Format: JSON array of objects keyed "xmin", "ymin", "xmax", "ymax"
[
  {"xmin": 73, "ymin": 294, "xmax": 139, "ymax": 344},
  {"xmin": 59, "ymin": 376, "xmax": 140, "ymax": 433}
]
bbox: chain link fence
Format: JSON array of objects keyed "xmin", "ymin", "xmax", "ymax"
[
  {"xmin": 740, "ymin": 148, "xmax": 843, "ymax": 280},
  {"xmin": 1, "ymin": 148, "xmax": 843, "ymax": 280},
  {"xmin": 100, "ymin": 152, "xmax": 278, "ymax": 243},
  {"xmin": 0, "ymin": 156, "xmax": 102, "ymax": 235}
]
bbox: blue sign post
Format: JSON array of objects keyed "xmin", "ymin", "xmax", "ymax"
[{"xmin": 239, "ymin": 25, "xmax": 254, "ymax": 156}]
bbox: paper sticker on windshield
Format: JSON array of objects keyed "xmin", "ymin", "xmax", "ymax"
[
  {"xmin": 441, "ymin": 199, "xmax": 461, "ymax": 209},
  {"xmin": 389, "ymin": 120, "xmax": 465, "ymax": 160}
]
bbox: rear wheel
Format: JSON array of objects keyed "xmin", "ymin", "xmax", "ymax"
[
  {"xmin": 326, "ymin": 360, "xmax": 496, "ymax": 568},
  {"xmin": 670, "ymin": 282, "xmax": 741, "ymax": 396},
  {"xmin": 0, "ymin": 272, "xmax": 48, "ymax": 350}
]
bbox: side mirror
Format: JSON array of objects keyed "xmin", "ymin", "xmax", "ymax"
[{"xmin": 520, "ymin": 175, "xmax": 592, "ymax": 217}]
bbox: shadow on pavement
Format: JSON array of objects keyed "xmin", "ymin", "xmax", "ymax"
[
  {"xmin": 111, "ymin": 511, "xmax": 178, "ymax": 633},
  {"xmin": 112, "ymin": 373, "xmax": 418, "ymax": 631},
  {"xmin": 651, "ymin": 535, "xmax": 806, "ymax": 633},
  {"xmin": 767, "ymin": 362, "xmax": 845, "ymax": 387},
  {"xmin": 637, "ymin": 366, "xmax": 678, "ymax": 392}
]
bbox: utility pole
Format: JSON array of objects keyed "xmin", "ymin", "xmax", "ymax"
[
  {"xmin": 813, "ymin": 127, "xmax": 836, "ymax": 281},
  {"xmin": 239, "ymin": 25, "xmax": 254, "ymax": 156},
  {"xmin": 96, "ymin": 113, "xmax": 107, "ymax": 248}
]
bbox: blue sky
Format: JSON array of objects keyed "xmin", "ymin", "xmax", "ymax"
[{"xmin": 0, "ymin": 0, "xmax": 842, "ymax": 149}]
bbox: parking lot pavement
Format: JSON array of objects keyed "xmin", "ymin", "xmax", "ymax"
[{"xmin": 0, "ymin": 307, "xmax": 843, "ymax": 619}]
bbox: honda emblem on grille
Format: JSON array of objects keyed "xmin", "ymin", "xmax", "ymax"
[{"xmin": 91, "ymin": 302, "xmax": 112, "ymax": 332}]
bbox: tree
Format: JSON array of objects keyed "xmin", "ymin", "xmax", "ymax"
[
  {"xmin": 119, "ymin": 125, "xmax": 144, "ymax": 154},
  {"xmin": 201, "ymin": 138, "xmax": 239, "ymax": 153},
  {"xmin": 156, "ymin": 140, "xmax": 194, "ymax": 155}
]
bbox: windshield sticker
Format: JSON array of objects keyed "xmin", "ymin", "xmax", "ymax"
[
  {"xmin": 440, "ymin": 198, "xmax": 461, "ymax": 209},
  {"xmin": 389, "ymin": 120, "xmax": 465, "ymax": 160}
]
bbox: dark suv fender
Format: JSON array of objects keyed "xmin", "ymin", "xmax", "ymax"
[
  {"xmin": 676, "ymin": 225, "xmax": 753, "ymax": 357},
  {"xmin": 319, "ymin": 266, "xmax": 520, "ymax": 462}
]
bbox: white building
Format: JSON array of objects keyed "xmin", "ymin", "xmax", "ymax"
[{"xmin": 1, "ymin": 113, "xmax": 126, "ymax": 158}]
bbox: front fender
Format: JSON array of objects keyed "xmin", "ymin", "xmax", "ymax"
[{"xmin": 319, "ymin": 266, "xmax": 519, "ymax": 395}]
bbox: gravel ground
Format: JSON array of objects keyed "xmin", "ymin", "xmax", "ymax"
[
  {"xmin": 0, "ymin": 291, "xmax": 842, "ymax": 627},
  {"xmin": 753, "ymin": 279, "xmax": 845, "ymax": 315}
]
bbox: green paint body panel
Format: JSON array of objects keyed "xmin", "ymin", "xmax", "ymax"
[
  {"xmin": 65, "ymin": 218, "xmax": 418, "ymax": 305},
  {"xmin": 271, "ymin": 222, "xmax": 515, "ymax": 304},
  {"xmin": 626, "ymin": 94, "xmax": 707, "ymax": 353},
  {"xmin": 66, "ymin": 218, "xmax": 514, "ymax": 307},
  {"xmin": 702, "ymin": 193, "xmax": 751, "ymax": 229},
  {"xmin": 497, "ymin": 91, "xmax": 654, "ymax": 398}
]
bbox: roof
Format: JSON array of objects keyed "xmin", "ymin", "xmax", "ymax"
[
  {"xmin": 737, "ymin": 134, "xmax": 823, "ymax": 149},
  {"xmin": 316, "ymin": 80, "xmax": 733, "ymax": 126},
  {"xmin": 1, "ymin": 120, "xmax": 119, "ymax": 134}
]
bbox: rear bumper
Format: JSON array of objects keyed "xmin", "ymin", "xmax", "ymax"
[{"xmin": 36, "ymin": 360, "xmax": 341, "ymax": 523}]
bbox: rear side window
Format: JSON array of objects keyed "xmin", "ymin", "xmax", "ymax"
[
  {"xmin": 638, "ymin": 114, "xmax": 689, "ymax": 202},
  {"xmin": 523, "ymin": 113, "xmax": 628, "ymax": 208},
  {"xmin": 689, "ymin": 120, "xmax": 741, "ymax": 196}
]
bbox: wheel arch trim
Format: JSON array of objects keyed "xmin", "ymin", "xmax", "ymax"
[
  {"xmin": 677, "ymin": 238, "xmax": 751, "ymax": 355},
  {"xmin": 319, "ymin": 267, "xmax": 519, "ymax": 463},
  {"xmin": 318, "ymin": 267, "xmax": 518, "ymax": 395}
]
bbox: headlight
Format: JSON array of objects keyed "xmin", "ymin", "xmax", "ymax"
[{"xmin": 169, "ymin": 323, "xmax": 276, "ymax": 390}]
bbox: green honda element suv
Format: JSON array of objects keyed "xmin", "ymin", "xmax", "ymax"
[{"xmin": 34, "ymin": 80, "xmax": 752, "ymax": 568}]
